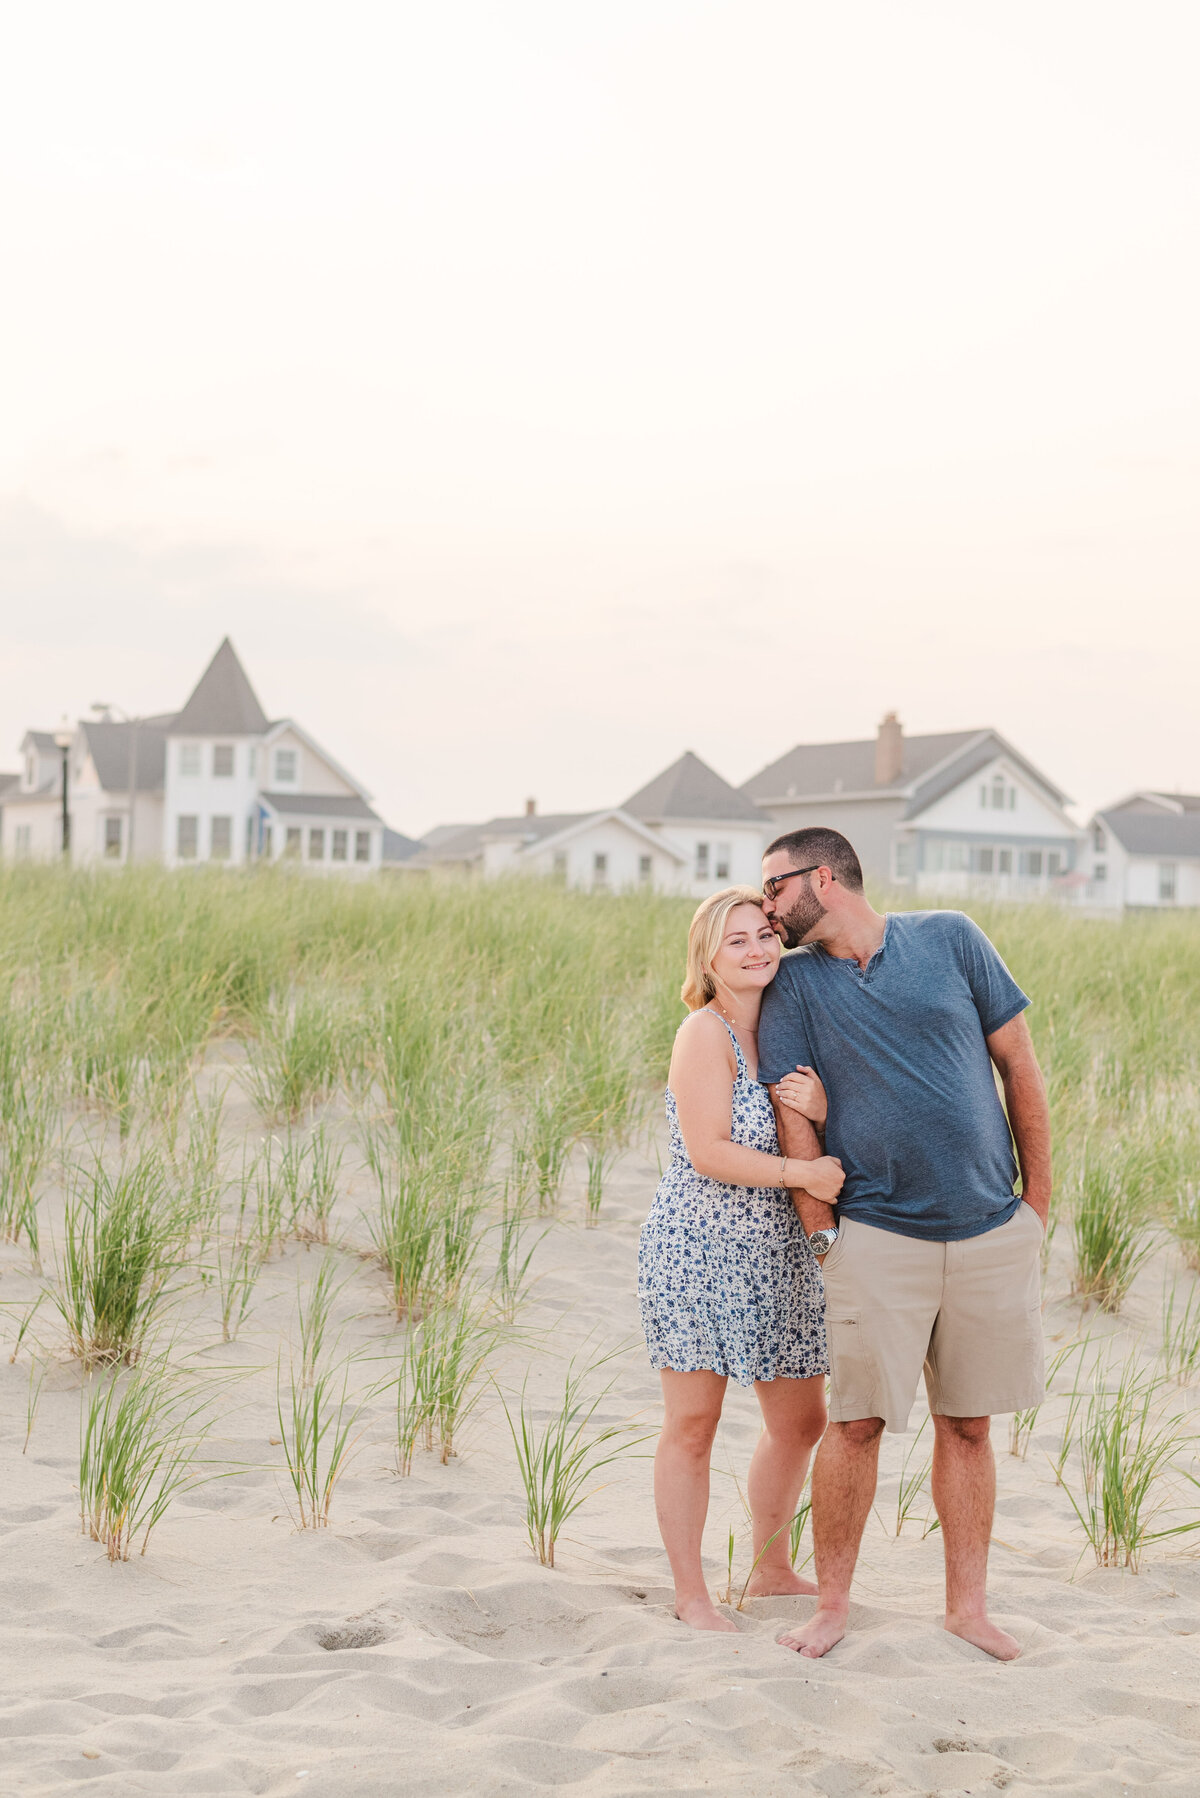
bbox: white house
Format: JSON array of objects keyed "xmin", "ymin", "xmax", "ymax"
[
  {"xmin": 1084, "ymin": 793, "xmax": 1200, "ymax": 911},
  {"xmin": 742, "ymin": 714, "xmax": 1082, "ymax": 900},
  {"xmin": 2, "ymin": 639, "xmax": 415, "ymax": 874},
  {"xmin": 411, "ymin": 751, "xmax": 768, "ymax": 895}
]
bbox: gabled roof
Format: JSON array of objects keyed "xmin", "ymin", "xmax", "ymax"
[
  {"xmin": 80, "ymin": 716, "xmax": 174, "ymax": 793},
  {"xmin": 410, "ymin": 813, "xmax": 589, "ymax": 866},
  {"xmin": 259, "ymin": 792, "xmax": 381, "ymax": 822},
  {"xmin": 261, "ymin": 718, "xmax": 372, "ymax": 801},
  {"xmin": 0, "ymin": 772, "xmax": 19, "ymax": 799},
  {"xmin": 525, "ymin": 808, "xmax": 688, "ymax": 863},
  {"xmin": 741, "ymin": 728, "xmax": 1072, "ymax": 816},
  {"xmin": 1098, "ymin": 794, "xmax": 1200, "ymax": 859},
  {"xmin": 169, "ymin": 638, "xmax": 270, "ymax": 737},
  {"xmin": 382, "ymin": 827, "xmax": 422, "ymax": 864},
  {"xmin": 22, "ymin": 730, "xmax": 60, "ymax": 753},
  {"xmin": 623, "ymin": 751, "xmax": 763, "ymax": 824},
  {"xmin": 742, "ymin": 730, "xmax": 984, "ymax": 802}
]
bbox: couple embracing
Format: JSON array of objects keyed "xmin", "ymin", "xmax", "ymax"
[{"xmin": 637, "ymin": 827, "xmax": 1052, "ymax": 1660}]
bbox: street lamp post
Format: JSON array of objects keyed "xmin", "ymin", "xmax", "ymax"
[
  {"xmin": 53, "ymin": 720, "xmax": 72, "ymax": 860},
  {"xmin": 91, "ymin": 702, "xmax": 140, "ymax": 864}
]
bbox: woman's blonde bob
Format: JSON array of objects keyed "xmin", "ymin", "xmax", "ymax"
[{"xmin": 680, "ymin": 885, "xmax": 771, "ymax": 1012}]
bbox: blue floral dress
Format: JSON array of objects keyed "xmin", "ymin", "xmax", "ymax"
[{"xmin": 638, "ymin": 1015, "xmax": 828, "ymax": 1386}]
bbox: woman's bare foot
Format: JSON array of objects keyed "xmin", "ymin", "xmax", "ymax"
[
  {"xmin": 744, "ymin": 1566, "xmax": 819, "ymax": 1599},
  {"xmin": 945, "ymin": 1614, "xmax": 1020, "ymax": 1660},
  {"xmin": 675, "ymin": 1595, "xmax": 739, "ymax": 1633},
  {"xmin": 777, "ymin": 1606, "xmax": 846, "ymax": 1658}
]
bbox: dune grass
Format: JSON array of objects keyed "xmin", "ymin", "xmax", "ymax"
[
  {"xmin": 78, "ymin": 1358, "xmax": 220, "ymax": 1561},
  {"xmin": 2, "ymin": 867, "xmax": 1199, "ymax": 1569}
]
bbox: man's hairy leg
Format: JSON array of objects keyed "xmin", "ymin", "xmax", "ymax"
[
  {"xmin": 777, "ymin": 1417, "xmax": 883, "ymax": 1659},
  {"xmin": 933, "ymin": 1414, "xmax": 1020, "ymax": 1661}
]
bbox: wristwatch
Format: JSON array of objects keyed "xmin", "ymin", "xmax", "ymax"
[{"xmin": 808, "ymin": 1227, "xmax": 839, "ymax": 1256}]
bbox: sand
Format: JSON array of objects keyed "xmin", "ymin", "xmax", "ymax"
[{"xmin": 2, "ymin": 1086, "xmax": 1199, "ymax": 1797}]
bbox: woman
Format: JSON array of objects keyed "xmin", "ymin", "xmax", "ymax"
[{"xmin": 638, "ymin": 886, "xmax": 844, "ymax": 1632}]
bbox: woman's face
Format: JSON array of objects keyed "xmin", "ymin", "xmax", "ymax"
[{"xmin": 709, "ymin": 902, "xmax": 781, "ymax": 997}]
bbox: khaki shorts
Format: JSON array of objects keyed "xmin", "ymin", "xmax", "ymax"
[{"xmin": 821, "ymin": 1203, "xmax": 1045, "ymax": 1433}]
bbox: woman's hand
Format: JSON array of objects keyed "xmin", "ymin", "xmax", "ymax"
[
  {"xmin": 795, "ymin": 1155, "xmax": 844, "ymax": 1205},
  {"xmin": 776, "ymin": 1065, "xmax": 828, "ymax": 1127}
]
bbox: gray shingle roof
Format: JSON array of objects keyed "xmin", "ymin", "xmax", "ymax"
[
  {"xmin": 260, "ymin": 793, "xmax": 381, "ymax": 822},
  {"xmin": 81, "ymin": 716, "xmax": 174, "ymax": 793},
  {"xmin": 623, "ymin": 751, "xmax": 763, "ymax": 824},
  {"xmin": 413, "ymin": 813, "xmax": 588, "ymax": 864},
  {"xmin": 382, "ymin": 827, "xmax": 421, "ymax": 863},
  {"xmin": 169, "ymin": 639, "xmax": 270, "ymax": 737},
  {"xmin": 0, "ymin": 772, "xmax": 19, "ymax": 799},
  {"xmin": 25, "ymin": 731, "xmax": 59, "ymax": 752},
  {"xmin": 742, "ymin": 730, "xmax": 984, "ymax": 801},
  {"xmin": 1100, "ymin": 800, "xmax": 1200, "ymax": 859}
]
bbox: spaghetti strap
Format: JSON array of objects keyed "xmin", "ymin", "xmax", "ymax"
[{"xmin": 689, "ymin": 1008, "xmax": 750, "ymax": 1079}]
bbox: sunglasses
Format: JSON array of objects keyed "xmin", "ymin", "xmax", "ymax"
[{"xmin": 762, "ymin": 864, "xmax": 823, "ymax": 902}]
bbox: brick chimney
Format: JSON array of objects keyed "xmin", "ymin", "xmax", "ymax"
[
  {"xmin": 525, "ymin": 797, "xmax": 536, "ymax": 817},
  {"xmin": 874, "ymin": 712, "xmax": 903, "ymax": 785}
]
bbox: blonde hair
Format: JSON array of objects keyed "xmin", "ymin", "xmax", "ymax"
[{"xmin": 680, "ymin": 885, "xmax": 769, "ymax": 1011}]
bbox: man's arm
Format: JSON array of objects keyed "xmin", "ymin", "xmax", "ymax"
[
  {"xmin": 986, "ymin": 1011, "xmax": 1053, "ymax": 1226},
  {"xmin": 768, "ymin": 1086, "xmax": 837, "ymax": 1238}
]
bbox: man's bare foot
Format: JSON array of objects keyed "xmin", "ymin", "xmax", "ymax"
[
  {"xmin": 777, "ymin": 1607, "xmax": 846, "ymax": 1659},
  {"xmin": 744, "ymin": 1566, "xmax": 819, "ymax": 1599},
  {"xmin": 945, "ymin": 1614, "xmax": 1020, "ymax": 1660},
  {"xmin": 675, "ymin": 1595, "xmax": 739, "ymax": 1633}
]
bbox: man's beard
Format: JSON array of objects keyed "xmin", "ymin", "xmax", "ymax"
[{"xmin": 776, "ymin": 882, "xmax": 828, "ymax": 949}]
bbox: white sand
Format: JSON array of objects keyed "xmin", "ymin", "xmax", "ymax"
[{"xmin": 2, "ymin": 1087, "xmax": 1199, "ymax": 1797}]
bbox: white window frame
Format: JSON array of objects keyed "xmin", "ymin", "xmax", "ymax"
[
  {"xmin": 103, "ymin": 816, "xmax": 123, "ymax": 860},
  {"xmin": 179, "ymin": 743, "xmax": 202, "ymax": 778},
  {"xmin": 308, "ymin": 827, "xmax": 325, "ymax": 861},
  {"xmin": 331, "ymin": 828, "xmax": 348, "ymax": 862},
  {"xmin": 354, "ymin": 830, "xmax": 370, "ymax": 864},
  {"xmin": 210, "ymin": 815, "xmax": 233, "ymax": 860},
  {"xmin": 177, "ymin": 814, "xmax": 199, "ymax": 859},
  {"xmin": 212, "ymin": 744, "xmax": 235, "ymax": 778},
  {"xmin": 273, "ymin": 747, "xmax": 299, "ymax": 786},
  {"xmin": 1159, "ymin": 862, "xmax": 1177, "ymax": 904}
]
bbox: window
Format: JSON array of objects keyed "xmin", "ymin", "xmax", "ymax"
[
  {"xmin": 210, "ymin": 816, "xmax": 232, "ymax": 860},
  {"xmin": 14, "ymin": 824, "xmax": 30, "ymax": 856},
  {"xmin": 308, "ymin": 828, "xmax": 325, "ymax": 861},
  {"xmin": 1092, "ymin": 823, "xmax": 1106, "ymax": 852},
  {"xmin": 24, "ymin": 752, "xmax": 36, "ymax": 789},
  {"xmin": 284, "ymin": 827, "xmax": 302, "ymax": 859},
  {"xmin": 1093, "ymin": 862, "xmax": 1107, "ymax": 884},
  {"xmin": 973, "ymin": 846, "xmax": 994, "ymax": 874},
  {"xmin": 593, "ymin": 851, "xmax": 608, "ymax": 888},
  {"xmin": 1008, "ymin": 787, "xmax": 1017, "ymax": 810},
  {"xmin": 1021, "ymin": 849, "xmax": 1044, "ymax": 878},
  {"xmin": 695, "ymin": 842, "xmax": 710, "ymax": 879},
  {"xmin": 997, "ymin": 848, "xmax": 1012, "ymax": 875},
  {"xmin": 354, "ymin": 830, "xmax": 370, "ymax": 863},
  {"xmin": 715, "ymin": 842, "xmax": 731, "ymax": 879},
  {"xmin": 1159, "ymin": 863, "xmax": 1177, "ymax": 903},
  {"xmin": 946, "ymin": 842, "xmax": 968, "ymax": 871},
  {"xmin": 273, "ymin": 748, "xmax": 298, "ymax": 785},
  {"xmin": 213, "ymin": 744, "xmax": 235, "ymax": 778},
  {"xmin": 894, "ymin": 840, "xmax": 915, "ymax": 880},
  {"xmin": 552, "ymin": 850, "xmax": 568, "ymax": 879},
  {"xmin": 104, "ymin": 817, "xmax": 123, "ymax": 859},
  {"xmin": 979, "ymin": 785, "xmax": 988, "ymax": 809},
  {"xmin": 1047, "ymin": 850, "xmax": 1062, "ymax": 877},
  {"xmin": 991, "ymin": 776, "xmax": 1006, "ymax": 810},
  {"xmin": 331, "ymin": 828, "xmax": 348, "ymax": 862},
  {"xmin": 638, "ymin": 854, "xmax": 652, "ymax": 884},
  {"xmin": 177, "ymin": 815, "xmax": 199, "ymax": 859},
  {"xmin": 262, "ymin": 824, "xmax": 274, "ymax": 859},
  {"xmin": 179, "ymin": 744, "xmax": 201, "ymax": 777}
]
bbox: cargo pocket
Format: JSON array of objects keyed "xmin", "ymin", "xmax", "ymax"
[{"xmin": 824, "ymin": 1311, "xmax": 879, "ymax": 1417}]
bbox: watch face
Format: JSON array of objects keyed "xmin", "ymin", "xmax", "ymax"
[{"xmin": 809, "ymin": 1229, "xmax": 837, "ymax": 1253}]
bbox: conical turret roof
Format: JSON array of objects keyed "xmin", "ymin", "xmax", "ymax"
[{"xmin": 169, "ymin": 639, "xmax": 269, "ymax": 736}]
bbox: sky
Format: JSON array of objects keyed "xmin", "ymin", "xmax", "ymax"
[{"xmin": 1, "ymin": 0, "xmax": 1198, "ymax": 835}]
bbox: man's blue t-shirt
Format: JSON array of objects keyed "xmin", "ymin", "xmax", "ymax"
[{"xmin": 757, "ymin": 911, "xmax": 1030, "ymax": 1243}]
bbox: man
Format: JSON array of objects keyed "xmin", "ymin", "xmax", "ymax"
[{"xmin": 757, "ymin": 826, "xmax": 1051, "ymax": 1662}]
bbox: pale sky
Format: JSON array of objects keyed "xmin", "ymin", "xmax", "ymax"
[{"xmin": 1, "ymin": 1, "xmax": 1198, "ymax": 834}]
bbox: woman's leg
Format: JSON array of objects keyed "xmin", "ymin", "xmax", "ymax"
[
  {"xmin": 745, "ymin": 1375, "xmax": 828, "ymax": 1597},
  {"xmin": 655, "ymin": 1368, "xmax": 735, "ymax": 1631}
]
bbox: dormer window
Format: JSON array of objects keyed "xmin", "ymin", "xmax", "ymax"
[
  {"xmin": 273, "ymin": 748, "xmax": 298, "ymax": 785},
  {"xmin": 1092, "ymin": 823, "xmax": 1106, "ymax": 853},
  {"xmin": 213, "ymin": 744, "xmax": 235, "ymax": 777},
  {"xmin": 24, "ymin": 752, "xmax": 36, "ymax": 789},
  {"xmin": 179, "ymin": 744, "xmax": 201, "ymax": 777},
  {"xmin": 991, "ymin": 776, "xmax": 1006, "ymax": 809}
]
